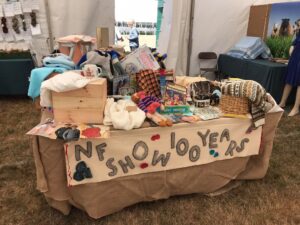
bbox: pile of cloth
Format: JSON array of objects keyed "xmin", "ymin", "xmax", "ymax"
[
  {"xmin": 227, "ymin": 36, "xmax": 272, "ymax": 60},
  {"xmin": 28, "ymin": 53, "xmax": 75, "ymax": 100}
]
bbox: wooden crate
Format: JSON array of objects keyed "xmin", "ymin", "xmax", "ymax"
[{"xmin": 52, "ymin": 79, "xmax": 107, "ymax": 124}]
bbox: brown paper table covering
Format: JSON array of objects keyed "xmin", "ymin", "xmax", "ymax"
[{"xmin": 31, "ymin": 105, "xmax": 283, "ymax": 219}]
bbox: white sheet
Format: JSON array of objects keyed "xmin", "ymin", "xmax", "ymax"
[{"xmin": 40, "ymin": 71, "xmax": 97, "ymax": 107}]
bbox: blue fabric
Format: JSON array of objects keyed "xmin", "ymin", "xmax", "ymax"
[
  {"xmin": 285, "ymin": 35, "xmax": 300, "ymax": 86},
  {"xmin": 77, "ymin": 54, "xmax": 88, "ymax": 69},
  {"xmin": 43, "ymin": 54, "xmax": 75, "ymax": 70},
  {"xmin": 108, "ymin": 50, "xmax": 120, "ymax": 59},
  {"xmin": 28, "ymin": 67, "xmax": 66, "ymax": 99},
  {"xmin": 227, "ymin": 37, "xmax": 272, "ymax": 60},
  {"xmin": 129, "ymin": 27, "xmax": 139, "ymax": 48}
]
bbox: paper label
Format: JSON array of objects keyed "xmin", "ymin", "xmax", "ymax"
[
  {"xmin": 13, "ymin": 30, "xmax": 25, "ymax": 41},
  {"xmin": 22, "ymin": 28, "xmax": 32, "ymax": 40},
  {"xmin": 4, "ymin": 3, "xmax": 15, "ymax": 17},
  {"xmin": 3, "ymin": 32, "xmax": 15, "ymax": 42},
  {"xmin": 31, "ymin": 23, "xmax": 41, "ymax": 36},
  {"xmin": 22, "ymin": 0, "xmax": 32, "ymax": 13},
  {"xmin": 0, "ymin": 5, "xmax": 4, "ymax": 17},
  {"xmin": 31, "ymin": 0, "xmax": 40, "ymax": 10},
  {"xmin": 13, "ymin": 2, "xmax": 22, "ymax": 15}
]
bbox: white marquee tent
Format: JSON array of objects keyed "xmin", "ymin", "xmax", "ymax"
[
  {"xmin": 0, "ymin": 0, "xmax": 115, "ymax": 61},
  {"xmin": 158, "ymin": 0, "xmax": 300, "ymax": 77},
  {"xmin": 1, "ymin": 0, "xmax": 298, "ymax": 74}
]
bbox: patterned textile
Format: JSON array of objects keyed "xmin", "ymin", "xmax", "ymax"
[
  {"xmin": 221, "ymin": 80, "xmax": 270, "ymax": 127},
  {"xmin": 227, "ymin": 37, "xmax": 272, "ymax": 60},
  {"xmin": 138, "ymin": 95, "xmax": 161, "ymax": 112},
  {"xmin": 136, "ymin": 69, "xmax": 161, "ymax": 97}
]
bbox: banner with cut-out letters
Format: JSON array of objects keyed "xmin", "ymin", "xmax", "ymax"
[{"xmin": 65, "ymin": 119, "xmax": 262, "ymax": 186}]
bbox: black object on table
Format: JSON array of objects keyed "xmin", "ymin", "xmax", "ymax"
[
  {"xmin": 218, "ymin": 54, "xmax": 295, "ymax": 103},
  {"xmin": 0, "ymin": 52, "xmax": 35, "ymax": 95}
]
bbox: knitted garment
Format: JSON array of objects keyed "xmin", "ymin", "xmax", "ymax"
[
  {"xmin": 28, "ymin": 67, "xmax": 66, "ymax": 99},
  {"xmin": 137, "ymin": 95, "xmax": 161, "ymax": 113},
  {"xmin": 221, "ymin": 80, "xmax": 269, "ymax": 127},
  {"xmin": 103, "ymin": 98, "xmax": 146, "ymax": 131},
  {"xmin": 43, "ymin": 53, "xmax": 75, "ymax": 70},
  {"xmin": 136, "ymin": 69, "xmax": 161, "ymax": 98},
  {"xmin": 78, "ymin": 50, "xmax": 112, "ymax": 75}
]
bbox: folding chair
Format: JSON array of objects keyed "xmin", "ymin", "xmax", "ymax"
[{"xmin": 198, "ymin": 52, "xmax": 220, "ymax": 80}]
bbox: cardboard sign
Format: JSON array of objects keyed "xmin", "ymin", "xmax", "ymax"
[
  {"xmin": 27, "ymin": 122, "xmax": 110, "ymax": 140},
  {"xmin": 65, "ymin": 119, "xmax": 262, "ymax": 186},
  {"xmin": 121, "ymin": 45, "xmax": 160, "ymax": 74}
]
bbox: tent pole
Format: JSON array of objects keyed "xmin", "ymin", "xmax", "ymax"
[
  {"xmin": 186, "ymin": 0, "xmax": 195, "ymax": 76},
  {"xmin": 44, "ymin": 0, "xmax": 54, "ymax": 52}
]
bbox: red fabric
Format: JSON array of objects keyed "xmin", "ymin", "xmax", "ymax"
[{"xmin": 81, "ymin": 127, "xmax": 101, "ymax": 138}]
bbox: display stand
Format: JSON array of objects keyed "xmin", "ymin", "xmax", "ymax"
[
  {"xmin": 0, "ymin": 52, "xmax": 35, "ymax": 95},
  {"xmin": 30, "ymin": 103, "xmax": 283, "ymax": 219}
]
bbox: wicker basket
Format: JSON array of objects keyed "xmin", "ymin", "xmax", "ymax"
[{"xmin": 219, "ymin": 95, "xmax": 249, "ymax": 115}]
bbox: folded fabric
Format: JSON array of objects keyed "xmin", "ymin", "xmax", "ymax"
[
  {"xmin": 43, "ymin": 53, "xmax": 76, "ymax": 70},
  {"xmin": 227, "ymin": 36, "xmax": 272, "ymax": 59},
  {"xmin": 28, "ymin": 67, "xmax": 66, "ymax": 99},
  {"xmin": 77, "ymin": 50, "xmax": 112, "ymax": 75},
  {"xmin": 40, "ymin": 71, "xmax": 97, "ymax": 107},
  {"xmin": 103, "ymin": 98, "xmax": 146, "ymax": 130}
]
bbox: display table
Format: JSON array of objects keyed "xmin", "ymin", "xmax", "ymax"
[
  {"xmin": 0, "ymin": 53, "xmax": 35, "ymax": 95},
  {"xmin": 30, "ymin": 102, "xmax": 283, "ymax": 219},
  {"xmin": 217, "ymin": 54, "xmax": 293, "ymax": 103}
]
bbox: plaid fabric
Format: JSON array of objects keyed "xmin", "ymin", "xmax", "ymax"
[
  {"xmin": 227, "ymin": 37, "xmax": 272, "ymax": 59},
  {"xmin": 136, "ymin": 69, "xmax": 161, "ymax": 97}
]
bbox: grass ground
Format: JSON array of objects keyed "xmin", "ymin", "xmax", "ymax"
[{"xmin": 0, "ymin": 97, "xmax": 299, "ymax": 225}]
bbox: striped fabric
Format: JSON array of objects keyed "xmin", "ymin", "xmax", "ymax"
[
  {"xmin": 221, "ymin": 80, "xmax": 269, "ymax": 128},
  {"xmin": 138, "ymin": 95, "xmax": 160, "ymax": 112},
  {"xmin": 227, "ymin": 37, "xmax": 272, "ymax": 60}
]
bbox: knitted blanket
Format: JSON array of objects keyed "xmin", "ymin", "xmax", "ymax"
[
  {"xmin": 43, "ymin": 53, "xmax": 75, "ymax": 70},
  {"xmin": 221, "ymin": 80, "xmax": 270, "ymax": 128},
  {"xmin": 136, "ymin": 69, "xmax": 161, "ymax": 98}
]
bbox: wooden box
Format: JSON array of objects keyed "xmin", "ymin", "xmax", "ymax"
[{"xmin": 52, "ymin": 79, "xmax": 107, "ymax": 124}]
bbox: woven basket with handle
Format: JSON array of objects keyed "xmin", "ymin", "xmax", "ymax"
[{"xmin": 219, "ymin": 95, "xmax": 249, "ymax": 115}]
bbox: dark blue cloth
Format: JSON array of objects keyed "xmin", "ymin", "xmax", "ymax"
[{"xmin": 285, "ymin": 35, "xmax": 300, "ymax": 86}]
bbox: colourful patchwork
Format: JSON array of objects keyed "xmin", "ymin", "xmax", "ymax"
[{"xmin": 136, "ymin": 69, "xmax": 161, "ymax": 97}]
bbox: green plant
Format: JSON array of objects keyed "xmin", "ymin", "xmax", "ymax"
[{"xmin": 266, "ymin": 36, "xmax": 293, "ymax": 59}]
